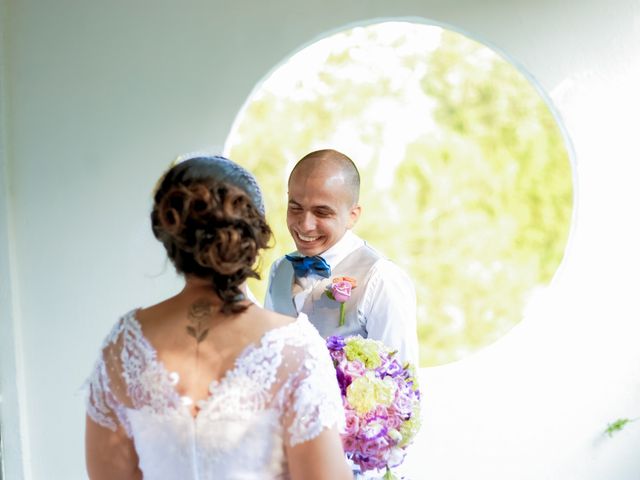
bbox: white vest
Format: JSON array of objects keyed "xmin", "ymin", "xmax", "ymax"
[{"xmin": 268, "ymin": 245, "xmax": 381, "ymax": 338}]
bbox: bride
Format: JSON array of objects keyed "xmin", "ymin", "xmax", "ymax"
[{"xmin": 84, "ymin": 155, "xmax": 352, "ymax": 479}]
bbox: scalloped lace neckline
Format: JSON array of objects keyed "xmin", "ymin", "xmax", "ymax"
[{"xmin": 125, "ymin": 309, "xmax": 301, "ymax": 419}]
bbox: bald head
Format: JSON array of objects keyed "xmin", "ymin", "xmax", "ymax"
[
  {"xmin": 289, "ymin": 149, "xmax": 360, "ymax": 205},
  {"xmin": 286, "ymin": 149, "xmax": 362, "ymax": 255}
]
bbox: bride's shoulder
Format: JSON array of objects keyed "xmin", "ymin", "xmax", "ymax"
[
  {"xmin": 97, "ymin": 309, "xmax": 141, "ymax": 349},
  {"xmin": 290, "ymin": 313, "xmax": 323, "ymax": 340},
  {"xmin": 257, "ymin": 309, "xmax": 320, "ymax": 341},
  {"xmin": 271, "ymin": 313, "xmax": 329, "ymax": 359}
]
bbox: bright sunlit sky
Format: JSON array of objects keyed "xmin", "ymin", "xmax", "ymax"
[{"xmin": 227, "ymin": 22, "xmax": 449, "ymax": 188}]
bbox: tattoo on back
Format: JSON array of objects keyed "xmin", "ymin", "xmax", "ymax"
[{"xmin": 187, "ymin": 298, "xmax": 213, "ymax": 343}]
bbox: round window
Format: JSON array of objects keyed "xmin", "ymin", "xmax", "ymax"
[{"xmin": 226, "ymin": 20, "xmax": 574, "ymax": 366}]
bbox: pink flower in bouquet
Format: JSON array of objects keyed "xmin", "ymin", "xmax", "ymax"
[
  {"xmin": 344, "ymin": 409, "xmax": 360, "ymax": 436},
  {"xmin": 330, "ymin": 349, "xmax": 346, "ymax": 362},
  {"xmin": 342, "ymin": 434, "xmax": 358, "ymax": 452},
  {"xmin": 343, "ymin": 359, "xmax": 366, "ymax": 378},
  {"xmin": 367, "ymin": 405, "xmax": 391, "ymax": 421},
  {"xmin": 362, "ymin": 436, "xmax": 390, "ymax": 456},
  {"xmin": 386, "ymin": 413, "xmax": 402, "ymax": 430}
]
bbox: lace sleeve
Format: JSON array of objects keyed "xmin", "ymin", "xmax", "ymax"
[
  {"xmin": 282, "ymin": 331, "xmax": 345, "ymax": 447},
  {"xmin": 84, "ymin": 320, "xmax": 131, "ymax": 436}
]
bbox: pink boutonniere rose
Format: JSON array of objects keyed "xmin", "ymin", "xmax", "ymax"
[{"xmin": 325, "ymin": 276, "xmax": 357, "ymax": 326}]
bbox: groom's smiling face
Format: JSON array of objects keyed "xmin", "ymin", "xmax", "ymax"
[{"xmin": 287, "ymin": 165, "xmax": 361, "ymax": 257}]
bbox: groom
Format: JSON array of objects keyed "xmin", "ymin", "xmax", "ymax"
[{"xmin": 264, "ymin": 149, "xmax": 419, "ymax": 365}]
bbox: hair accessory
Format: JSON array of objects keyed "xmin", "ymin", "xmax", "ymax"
[{"xmin": 175, "ymin": 152, "xmax": 265, "ymax": 215}]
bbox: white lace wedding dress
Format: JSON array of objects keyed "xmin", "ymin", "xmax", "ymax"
[{"xmin": 86, "ymin": 310, "xmax": 344, "ymax": 479}]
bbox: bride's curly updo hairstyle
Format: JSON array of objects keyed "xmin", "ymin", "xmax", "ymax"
[{"xmin": 151, "ymin": 155, "xmax": 272, "ymax": 314}]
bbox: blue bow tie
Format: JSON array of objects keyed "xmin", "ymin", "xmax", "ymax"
[{"xmin": 285, "ymin": 254, "xmax": 331, "ymax": 278}]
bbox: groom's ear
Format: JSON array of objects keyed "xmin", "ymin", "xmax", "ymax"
[{"xmin": 347, "ymin": 204, "xmax": 362, "ymax": 229}]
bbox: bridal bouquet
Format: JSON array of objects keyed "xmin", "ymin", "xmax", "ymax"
[{"xmin": 326, "ymin": 336, "xmax": 421, "ymax": 479}]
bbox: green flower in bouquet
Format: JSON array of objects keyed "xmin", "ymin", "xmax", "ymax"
[
  {"xmin": 346, "ymin": 372, "xmax": 396, "ymax": 415},
  {"xmin": 344, "ymin": 337, "xmax": 383, "ymax": 369}
]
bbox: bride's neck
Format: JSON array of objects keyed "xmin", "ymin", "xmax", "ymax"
[{"xmin": 181, "ymin": 276, "xmax": 248, "ymax": 299}]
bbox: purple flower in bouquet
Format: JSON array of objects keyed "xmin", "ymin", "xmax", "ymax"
[
  {"xmin": 326, "ymin": 335, "xmax": 422, "ymax": 478},
  {"xmin": 377, "ymin": 356, "xmax": 404, "ymax": 379},
  {"xmin": 335, "ymin": 367, "xmax": 349, "ymax": 396},
  {"xmin": 327, "ymin": 335, "xmax": 346, "ymax": 350}
]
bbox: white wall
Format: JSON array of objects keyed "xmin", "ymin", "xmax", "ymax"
[
  {"xmin": 1, "ymin": 3, "xmax": 31, "ymax": 478},
  {"xmin": 1, "ymin": 0, "xmax": 639, "ymax": 478}
]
